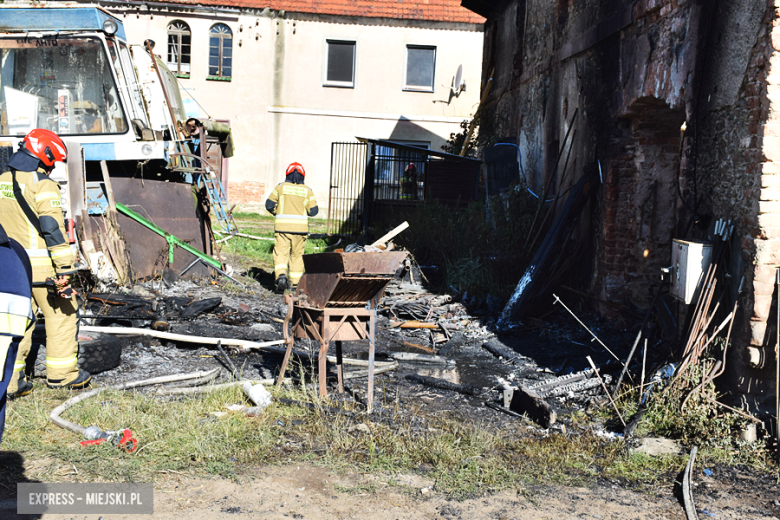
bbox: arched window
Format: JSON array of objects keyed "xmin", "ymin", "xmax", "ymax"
[
  {"xmin": 208, "ymin": 24, "xmax": 233, "ymax": 79},
  {"xmin": 167, "ymin": 21, "xmax": 191, "ymax": 76}
]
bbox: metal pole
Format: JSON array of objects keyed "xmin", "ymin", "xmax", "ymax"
[
  {"xmin": 553, "ymin": 294, "xmax": 622, "ymax": 364},
  {"xmin": 327, "ymin": 143, "xmax": 335, "ymax": 235},
  {"xmin": 368, "ymin": 306, "xmax": 376, "ymax": 413},
  {"xmin": 776, "ymin": 268, "xmax": 779, "ymax": 462},
  {"xmin": 586, "ymin": 355, "xmax": 625, "ymax": 427},
  {"xmin": 145, "ymin": 41, "xmax": 183, "ymax": 140},
  {"xmin": 639, "ymin": 338, "xmax": 647, "ymax": 407}
]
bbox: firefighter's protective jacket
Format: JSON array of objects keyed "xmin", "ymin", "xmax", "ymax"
[
  {"xmin": 0, "ymin": 168, "xmax": 76, "ymax": 283},
  {"xmin": 0, "ymin": 224, "xmax": 34, "ymax": 383},
  {"xmin": 266, "ymin": 182, "xmax": 318, "ymax": 234}
]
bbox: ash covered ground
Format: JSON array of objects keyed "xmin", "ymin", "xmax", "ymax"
[{"xmin": 39, "ymin": 273, "xmax": 777, "ymax": 519}]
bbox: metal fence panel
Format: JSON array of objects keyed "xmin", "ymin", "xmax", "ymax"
[{"xmin": 328, "ymin": 142, "xmax": 368, "ymax": 235}]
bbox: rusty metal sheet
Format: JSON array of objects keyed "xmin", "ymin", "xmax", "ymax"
[
  {"xmin": 301, "ymin": 253, "xmax": 345, "ymax": 274},
  {"xmin": 302, "ymin": 251, "xmax": 406, "ymax": 276},
  {"xmin": 296, "ymin": 273, "xmax": 341, "ymax": 310},
  {"xmin": 340, "ymin": 252, "xmax": 407, "ymax": 275},
  {"xmin": 109, "ymin": 177, "xmax": 210, "ymax": 279},
  {"xmin": 296, "ymin": 252, "xmax": 407, "ymax": 309}
]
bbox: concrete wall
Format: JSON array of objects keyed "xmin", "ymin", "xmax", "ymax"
[
  {"xmin": 110, "ymin": 6, "xmax": 483, "ymax": 212},
  {"xmin": 476, "ymin": 0, "xmax": 779, "ymax": 410}
]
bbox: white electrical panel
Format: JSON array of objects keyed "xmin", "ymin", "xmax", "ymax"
[{"xmin": 670, "ymin": 239, "xmax": 713, "ymax": 304}]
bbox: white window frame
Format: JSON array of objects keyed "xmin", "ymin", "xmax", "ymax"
[
  {"xmin": 166, "ymin": 20, "xmax": 191, "ymax": 76},
  {"xmin": 403, "ymin": 44, "xmax": 436, "ymax": 92},
  {"xmin": 322, "ymin": 39, "xmax": 357, "ymax": 88}
]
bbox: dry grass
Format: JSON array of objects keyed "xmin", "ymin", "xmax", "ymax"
[{"xmin": 0, "ymin": 380, "xmax": 695, "ymax": 499}]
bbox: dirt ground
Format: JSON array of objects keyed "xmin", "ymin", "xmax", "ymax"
[
  {"xmin": 3, "ymin": 274, "xmax": 780, "ymax": 519},
  {"xmin": 2, "ymin": 462, "xmax": 779, "ymax": 519}
]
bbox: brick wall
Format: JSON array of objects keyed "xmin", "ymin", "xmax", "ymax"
[
  {"xmin": 601, "ymin": 100, "xmax": 684, "ymax": 307},
  {"xmin": 228, "ymin": 181, "xmax": 266, "ymax": 205}
]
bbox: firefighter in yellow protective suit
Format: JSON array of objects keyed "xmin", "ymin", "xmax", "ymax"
[
  {"xmin": 265, "ymin": 162, "xmax": 318, "ymax": 293},
  {"xmin": 0, "ymin": 129, "xmax": 90, "ymax": 396}
]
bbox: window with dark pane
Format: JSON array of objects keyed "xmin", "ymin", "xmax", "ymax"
[
  {"xmin": 405, "ymin": 45, "xmax": 435, "ymax": 91},
  {"xmin": 326, "ymin": 40, "xmax": 355, "ymax": 86},
  {"xmin": 209, "ymin": 23, "xmax": 233, "ymax": 78},
  {"xmin": 167, "ymin": 21, "xmax": 191, "ymax": 75}
]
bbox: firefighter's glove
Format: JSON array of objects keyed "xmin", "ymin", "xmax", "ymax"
[{"xmin": 54, "ymin": 275, "xmax": 75, "ymax": 298}]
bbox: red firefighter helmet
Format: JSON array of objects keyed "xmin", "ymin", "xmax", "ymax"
[
  {"xmin": 20, "ymin": 129, "xmax": 68, "ymax": 168},
  {"xmin": 286, "ymin": 162, "xmax": 305, "ymax": 177}
]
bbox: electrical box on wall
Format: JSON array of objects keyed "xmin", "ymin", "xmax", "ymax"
[{"xmin": 670, "ymin": 239, "xmax": 713, "ymax": 305}]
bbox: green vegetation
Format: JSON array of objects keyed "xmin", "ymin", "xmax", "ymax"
[
  {"xmin": 215, "ymin": 213, "xmax": 331, "ymax": 272},
  {"xmin": 2, "ymin": 381, "xmax": 701, "ymax": 498},
  {"xmin": 600, "ymin": 359, "xmax": 776, "ymax": 471}
]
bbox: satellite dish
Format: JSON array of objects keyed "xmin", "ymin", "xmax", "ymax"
[{"xmin": 452, "ymin": 65, "xmax": 463, "ymax": 96}]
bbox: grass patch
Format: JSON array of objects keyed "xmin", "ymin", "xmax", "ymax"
[
  {"xmin": 1, "ymin": 381, "xmax": 712, "ymax": 499},
  {"xmin": 214, "ymin": 213, "xmax": 331, "ymax": 272}
]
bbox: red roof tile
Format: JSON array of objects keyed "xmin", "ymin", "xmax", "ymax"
[{"xmin": 146, "ymin": 0, "xmax": 485, "ymax": 24}]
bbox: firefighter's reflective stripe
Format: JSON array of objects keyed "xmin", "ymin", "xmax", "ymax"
[
  {"xmin": 27, "ymin": 221, "xmax": 37, "ymax": 251},
  {"xmin": 289, "ymin": 271, "xmax": 303, "ymax": 280},
  {"xmin": 0, "ymin": 292, "xmax": 34, "ymax": 321},
  {"xmin": 12, "ymin": 361, "xmax": 26, "ymax": 373},
  {"xmin": 45, "ymin": 353, "xmax": 77, "ymax": 367},
  {"xmin": 282, "ymin": 185, "xmax": 308, "ymax": 197},
  {"xmin": 275, "ymin": 214, "xmax": 308, "ymax": 228},
  {"xmin": 274, "ymin": 264, "xmax": 288, "ymax": 271},
  {"xmin": 49, "ymin": 247, "xmax": 71, "ymax": 259},
  {"xmin": 0, "ymin": 292, "xmax": 34, "ymax": 336},
  {"xmin": 25, "ymin": 248, "xmax": 50, "ymax": 257},
  {"xmin": 34, "ymin": 192, "xmax": 59, "ymax": 202}
]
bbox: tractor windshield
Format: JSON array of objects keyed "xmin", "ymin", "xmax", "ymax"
[{"xmin": 0, "ymin": 36, "xmax": 128, "ymax": 136}]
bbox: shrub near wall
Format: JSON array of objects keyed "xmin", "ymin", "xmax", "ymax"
[{"xmin": 378, "ymin": 183, "xmax": 537, "ymax": 303}]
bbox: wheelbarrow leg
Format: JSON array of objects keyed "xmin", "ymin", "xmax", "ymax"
[
  {"xmin": 335, "ymin": 340, "xmax": 344, "ymax": 393},
  {"xmin": 318, "ymin": 339, "xmax": 329, "ymax": 398},
  {"xmin": 367, "ymin": 308, "xmax": 376, "ymax": 412},
  {"xmin": 276, "ymin": 294, "xmax": 295, "ymax": 388}
]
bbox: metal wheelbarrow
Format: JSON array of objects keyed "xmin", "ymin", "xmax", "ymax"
[{"xmin": 276, "ymin": 251, "xmax": 408, "ymax": 411}]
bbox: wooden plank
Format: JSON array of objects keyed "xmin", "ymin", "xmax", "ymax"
[{"xmin": 98, "ymin": 161, "xmax": 132, "ymax": 283}]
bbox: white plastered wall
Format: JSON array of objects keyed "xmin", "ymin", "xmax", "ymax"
[{"xmin": 113, "ymin": 8, "xmax": 484, "ymax": 212}]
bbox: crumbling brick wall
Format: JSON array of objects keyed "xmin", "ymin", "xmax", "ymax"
[
  {"xmin": 696, "ymin": 0, "xmax": 777, "ymax": 403},
  {"xmin": 602, "ymin": 99, "xmax": 684, "ymax": 307},
  {"xmin": 473, "ymin": 0, "xmax": 778, "ymax": 407}
]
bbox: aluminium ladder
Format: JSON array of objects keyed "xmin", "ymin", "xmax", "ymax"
[{"xmin": 199, "ymin": 174, "xmax": 238, "ymax": 235}]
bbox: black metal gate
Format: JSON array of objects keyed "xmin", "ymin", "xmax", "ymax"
[{"xmin": 328, "ymin": 142, "xmax": 368, "ymax": 235}]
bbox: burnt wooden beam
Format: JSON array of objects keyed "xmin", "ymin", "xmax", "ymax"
[{"xmin": 509, "ymin": 385, "xmax": 557, "ymax": 428}]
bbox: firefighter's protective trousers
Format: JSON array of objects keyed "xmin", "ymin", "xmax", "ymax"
[
  {"xmin": 273, "ymin": 233, "xmax": 306, "ymax": 285},
  {"xmin": 266, "ymin": 181, "xmax": 318, "ymax": 285},
  {"xmin": 0, "ymin": 168, "xmax": 79, "ymax": 392}
]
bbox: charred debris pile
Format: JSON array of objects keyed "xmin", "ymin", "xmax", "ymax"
[
  {"xmin": 71, "ymin": 260, "xmax": 634, "ymax": 434},
  {"xmin": 66, "ymin": 214, "xmax": 774, "ymax": 461}
]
